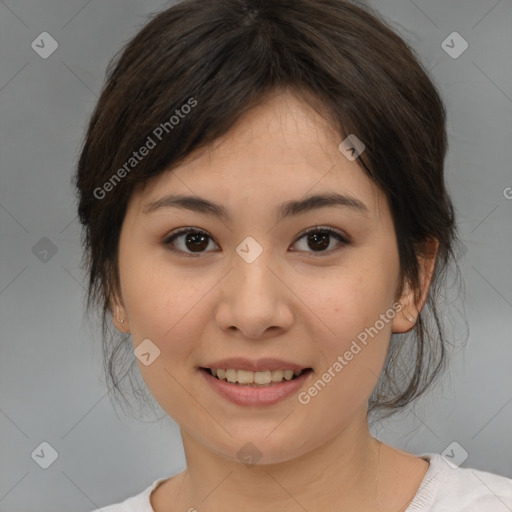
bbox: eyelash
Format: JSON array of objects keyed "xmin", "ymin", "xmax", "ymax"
[{"xmin": 162, "ymin": 226, "xmax": 350, "ymax": 258}]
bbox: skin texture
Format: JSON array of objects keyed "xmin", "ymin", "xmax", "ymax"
[{"xmin": 112, "ymin": 89, "xmax": 436, "ymax": 511}]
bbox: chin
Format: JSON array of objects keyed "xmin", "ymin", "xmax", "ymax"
[{"xmin": 201, "ymin": 426, "xmax": 316, "ymax": 467}]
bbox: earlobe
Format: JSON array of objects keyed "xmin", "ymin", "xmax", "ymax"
[
  {"xmin": 392, "ymin": 281, "xmax": 418, "ymax": 334},
  {"xmin": 111, "ymin": 300, "xmax": 130, "ymax": 333},
  {"xmin": 404, "ymin": 311, "xmax": 416, "ymax": 323},
  {"xmin": 116, "ymin": 305, "xmax": 125, "ymax": 324}
]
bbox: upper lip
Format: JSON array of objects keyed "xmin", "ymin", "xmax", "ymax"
[{"xmin": 201, "ymin": 357, "xmax": 310, "ymax": 372}]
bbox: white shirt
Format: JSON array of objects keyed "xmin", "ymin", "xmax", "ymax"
[{"xmin": 91, "ymin": 453, "xmax": 512, "ymax": 511}]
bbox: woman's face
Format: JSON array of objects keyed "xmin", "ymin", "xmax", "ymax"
[{"xmin": 114, "ymin": 90, "xmax": 415, "ymax": 464}]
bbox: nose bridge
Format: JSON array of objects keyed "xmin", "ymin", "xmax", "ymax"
[
  {"xmin": 217, "ymin": 237, "xmax": 292, "ymax": 338},
  {"xmin": 232, "ymin": 238, "xmax": 278, "ymax": 307}
]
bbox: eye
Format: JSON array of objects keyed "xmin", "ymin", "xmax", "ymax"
[
  {"xmin": 163, "ymin": 228, "xmax": 219, "ymax": 258},
  {"xmin": 163, "ymin": 226, "xmax": 349, "ymax": 257},
  {"xmin": 291, "ymin": 226, "xmax": 349, "ymax": 255}
]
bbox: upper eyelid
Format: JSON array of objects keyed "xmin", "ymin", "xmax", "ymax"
[{"xmin": 300, "ymin": 225, "xmax": 349, "ymax": 239}]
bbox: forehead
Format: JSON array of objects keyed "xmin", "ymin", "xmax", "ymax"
[{"xmin": 129, "ymin": 90, "xmax": 383, "ymax": 218}]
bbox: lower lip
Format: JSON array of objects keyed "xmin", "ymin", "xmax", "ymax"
[{"xmin": 200, "ymin": 368, "xmax": 313, "ymax": 406}]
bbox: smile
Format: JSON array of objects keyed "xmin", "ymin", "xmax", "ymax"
[
  {"xmin": 199, "ymin": 367, "xmax": 313, "ymax": 406},
  {"xmin": 203, "ymin": 367, "xmax": 309, "ymax": 386}
]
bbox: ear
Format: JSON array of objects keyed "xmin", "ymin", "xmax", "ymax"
[
  {"xmin": 110, "ymin": 293, "xmax": 131, "ymax": 334},
  {"xmin": 392, "ymin": 238, "xmax": 439, "ymax": 334}
]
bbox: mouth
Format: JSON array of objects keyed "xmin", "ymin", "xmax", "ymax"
[
  {"xmin": 199, "ymin": 366, "xmax": 314, "ymax": 406},
  {"xmin": 200, "ymin": 367, "xmax": 313, "ymax": 387}
]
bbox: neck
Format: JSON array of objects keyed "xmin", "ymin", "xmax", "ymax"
[{"xmin": 176, "ymin": 414, "xmax": 382, "ymax": 512}]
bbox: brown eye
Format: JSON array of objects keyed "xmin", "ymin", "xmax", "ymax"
[
  {"xmin": 163, "ymin": 228, "xmax": 219, "ymax": 257},
  {"xmin": 291, "ymin": 226, "xmax": 349, "ymax": 255}
]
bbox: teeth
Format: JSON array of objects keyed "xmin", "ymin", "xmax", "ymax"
[
  {"xmin": 208, "ymin": 368, "xmax": 305, "ymax": 385},
  {"xmin": 237, "ymin": 370, "xmax": 254, "ymax": 384},
  {"xmin": 225, "ymin": 369, "xmax": 237, "ymax": 383},
  {"xmin": 271, "ymin": 369, "xmax": 283, "ymax": 382},
  {"xmin": 254, "ymin": 370, "xmax": 271, "ymax": 384}
]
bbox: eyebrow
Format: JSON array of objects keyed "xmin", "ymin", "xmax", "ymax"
[{"xmin": 142, "ymin": 192, "xmax": 369, "ymax": 219}]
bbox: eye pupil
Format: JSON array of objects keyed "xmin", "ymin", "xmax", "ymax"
[
  {"xmin": 186, "ymin": 232, "xmax": 209, "ymax": 252},
  {"xmin": 308, "ymin": 232, "xmax": 329, "ymax": 251}
]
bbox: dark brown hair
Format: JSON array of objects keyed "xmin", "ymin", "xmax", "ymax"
[{"xmin": 74, "ymin": 0, "xmax": 459, "ymax": 419}]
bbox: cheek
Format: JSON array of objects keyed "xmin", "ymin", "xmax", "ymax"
[
  {"xmin": 119, "ymin": 247, "xmax": 206, "ymax": 357},
  {"xmin": 304, "ymin": 251, "xmax": 399, "ymax": 400},
  {"xmin": 296, "ymin": 288, "xmax": 396, "ymax": 432},
  {"xmin": 119, "ymin": 251, "xmax": 211, "ymax": 422},
  {"xmin": 315, "ymin": 256, "xmax": 398, "ymax": 342}
]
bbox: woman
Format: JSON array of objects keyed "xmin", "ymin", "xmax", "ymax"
[{"xmin": 75, "ymin": 0, "xmax": 512, "ymax": 510}]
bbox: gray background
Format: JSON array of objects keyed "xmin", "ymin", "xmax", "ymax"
[{"xmin": 1, "ymin": 0, "xmax": 511, "ymax": 510}]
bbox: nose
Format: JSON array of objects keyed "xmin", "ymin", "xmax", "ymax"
[{"xmin": 215, "ymin": 247, "xmax": 294, "ymax": 340}]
